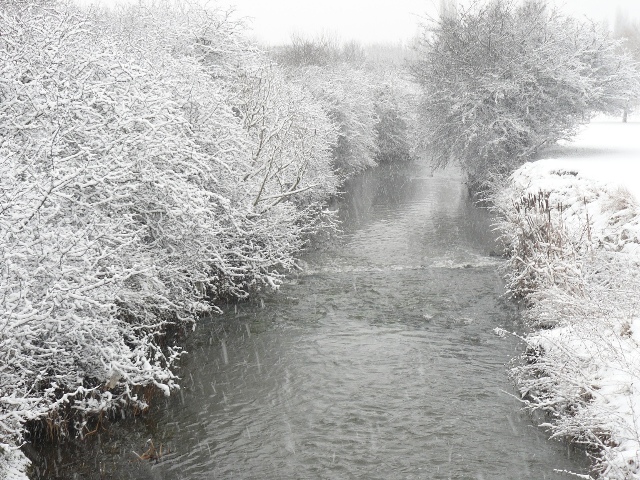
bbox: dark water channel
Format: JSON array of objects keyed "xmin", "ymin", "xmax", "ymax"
[{"xmin": 30, "ymin": 163, "xmax": 589, "ymax": 479}]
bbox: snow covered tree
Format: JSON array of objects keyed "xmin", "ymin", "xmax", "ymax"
[
  {"xmin": 614, "ymin": 10, "xmax": 640, "ymax": 62},
  {"xmin": 275, "ymin": 33, "xmax": 341, "ymax": 67},
  {"xmin": 614, "ymin": 10, "xmax": 640, "ymax": 121},
  {"xmin": 411, "ymin": 0, "xmax": 640, "ymax": 194},
  {"xmin": 373, "ymin": 72, "xmax": 420, "ymax": 164},
  {"xmin": 273, "ymin": 64, "xmax": 379, "ymax": 177},
  {"xmin": 273, "ymin": 36, "xmax": 421, "ymax": 175},
  {"xmin": 235, "ymin": 66, "xmax": 338, "ymax": 210},
  {"xmin": 0, "ymin": 0, "xmax": 340, "ymax": 450}
]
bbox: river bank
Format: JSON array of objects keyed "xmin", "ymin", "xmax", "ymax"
[{"xmin": 494, "ymin": 116, "xmax": 640, "ymax": 478}]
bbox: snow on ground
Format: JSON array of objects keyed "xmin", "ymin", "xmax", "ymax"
[
  {"xmin": 0, "ymin": 445, "xmax": 30, "ymax": 480},
  {"xmin": 538, "ymin": 116, "xmax": 640, "ymax": 202},
  {"xmin": 497, "ymin": 116, "xmax": 640, "ymax": 478}
]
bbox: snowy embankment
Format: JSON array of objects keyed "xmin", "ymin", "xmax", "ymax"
[{"xmin": 495, "ymin": 117, "xmax": 640, "ymax": 478}]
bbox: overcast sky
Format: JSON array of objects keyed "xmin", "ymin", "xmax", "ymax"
[{"xmin": 78, "ymin": 0, "xmax": 640, "ymax": 45}]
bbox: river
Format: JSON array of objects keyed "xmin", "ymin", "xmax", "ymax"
[{"xmin": 29, "ymin": 163, "xmax": 589, "ymax": 479}]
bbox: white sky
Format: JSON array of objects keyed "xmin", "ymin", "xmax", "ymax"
[
  {"xmin": 77, "ymin": 0, "xmax": 640, "ymax": 45},
  {"xmin": 219, "ymin": 0, "xmax": 640, "ymax": 45}
]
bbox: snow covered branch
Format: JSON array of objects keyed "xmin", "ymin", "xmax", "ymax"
[{"xmin": 0, "ymin": 0, "xmax": 341, "ymax": 458}]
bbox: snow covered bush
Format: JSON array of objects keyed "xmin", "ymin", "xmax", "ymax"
[
  {"xmin": 373, "ymin": 71, "xmax": 420, "ymax": 164},
  {"xmin": 286, "ymin": 65, "xmax": 379, "ymax": 177},
  {"xmin": 0, "ymin": 0, "xmax": 339, "ymax": 452},
  {"xmin": 274, "ymin": 37, "xmax": 421, "ymax": 176},
  {"xmin": 411, "ymin": 0, "xmax": 640, "ymax": 195},
  {"xmin": 273, "ymin": 33, "xmax": 344, "ymax": 67},
  {"xmin": 235, "ymin": 65, "xmax": 339, "ymax": 211},
  {"xmin": 495, "ymin": 185, "xmax": 591, "ymax": 307},
  {"xmin": 285, "ymin": 64, "xmax": 421, "ymax": 176},
  {"xmin": 1, "ymin": 1, "xmax": 190, "ymax": 446}
]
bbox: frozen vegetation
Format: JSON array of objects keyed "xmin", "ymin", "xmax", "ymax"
[
  {"xmin": 2, "ymin": 0, "xmax": 637, "ymax": 476},
  {"xmin": 411, "ymin": 1, "xmax": 640, "ymax": 476},
  {"xmin": 412, "ymin": 0, "xmax": 638, "ymax": 197},
  {"xmin": 494, "ymin": 118, "xmax": 640, "ymax": 478},
  {"xmin": 0, "ymin": 1, "xmax": 417, "ymax": 476}
]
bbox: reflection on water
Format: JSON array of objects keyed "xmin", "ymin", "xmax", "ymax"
[{"xmin": 28, "ymin": 163, "xmax": 589, "ymax": 479}]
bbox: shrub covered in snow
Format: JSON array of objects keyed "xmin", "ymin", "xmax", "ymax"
[
  {"xmin": 0, "ymin": 0, "xmax": 339, "ymax": 452},
  {"xmin": 494, "ymin": 157, "xmax": 640, "ymax": 478},
  {"xmin": 273, "ymin": 37, "xmax": 420, "ymax": 176},
  {"xmin": 373, "ymin": 71, "xmax": 420, "ymax": 165},
  {"xmin": 287, "ymin": 65, "xmax": 423, "ymax": 176},
  {"xmin": 303, "ymin": 65, "xmax": 380, "ymax": 175}
]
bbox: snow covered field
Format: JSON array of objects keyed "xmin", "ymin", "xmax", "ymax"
[{"xmin": 496, "ymin": 117, "xmax": 640, "ymax": 478}]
